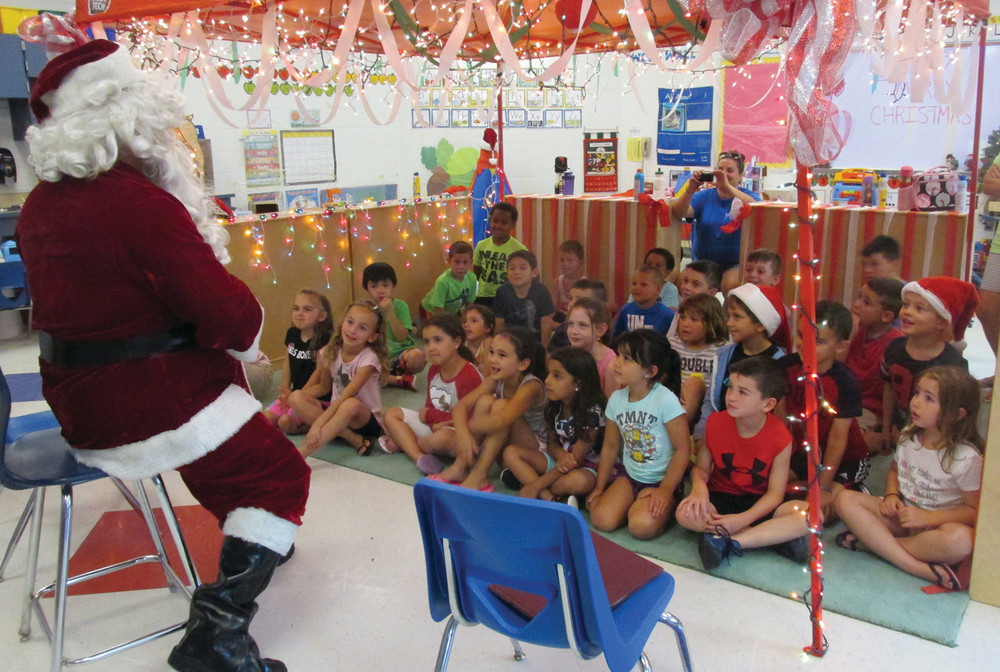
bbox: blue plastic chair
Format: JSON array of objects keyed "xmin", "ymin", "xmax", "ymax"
[
  {"xmin": 0, "ymin": 365, "xmax": 200, "ymax": 671},
  {"xmin": 0, "ymin": 260, "xmax": 31, "ymax": 334},
  {"xmin": 413, "ymin": 479, "xmax": 694, "ymax": 672}
]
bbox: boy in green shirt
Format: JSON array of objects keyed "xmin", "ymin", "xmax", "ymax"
[
  {"xmin": 473, "ymin": 202, "xmax": 527, "ymax": 308},
  {"xmin": 420, "ymin": 240, "xmax": 478, "ymax": 317},
  {"xmin": 363, "ymin": 262, "xmax": 425, "ymax": 391}
]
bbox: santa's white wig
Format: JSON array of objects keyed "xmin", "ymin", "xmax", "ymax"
[{"xmin": 26, "ymin": 48, "xmax": 230, "ymax": 263}]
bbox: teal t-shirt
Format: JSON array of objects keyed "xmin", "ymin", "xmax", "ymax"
[
  {"xmin": 421, "ymin": 269, "xmax": 479, "ymax": 314},
  {"xmin": 473, "ymin": 236, "xmax": 528, "ymax": 299},
  {"xmin": 386, "ymin": 297, "xmax": 416, "ymax": 359},
  {"xmin": 605, "ymin": 383, "xmax": 685, "ymax": 483}
]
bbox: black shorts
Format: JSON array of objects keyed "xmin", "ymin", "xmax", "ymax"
[
  {"xmin": 791, "ymin": 452, "xmax": 870, "ymax": 490},
  {"xmin": 355, "ymin": 412, "xmax": 383, "ymax": 443},
  {"xmin": 618, "ymin": 472, "xmax": 684, "ymax": 501},
  {"xmin": 709, "ymin": 491, "xmax": 772, "ymax": 521}
]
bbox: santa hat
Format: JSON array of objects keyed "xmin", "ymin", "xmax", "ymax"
[
  {"xmin": 902, "ymin": 277, "xmax": 979, "ymax": 346},
  {"xmin": 729, "ymin": 283, "xmax": 791, "ymax": 350},
  {"xmin": 481, "ymin": 128, "xmax": 498, "ymax": 166},
  {"xmin": 30, "ymin": 40, "xmax": 141, "ymax": 121}
]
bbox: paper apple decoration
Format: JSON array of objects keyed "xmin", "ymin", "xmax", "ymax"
[{"xmin": 555, "ymin": 0, "xmax": 599, "ymax": 32}]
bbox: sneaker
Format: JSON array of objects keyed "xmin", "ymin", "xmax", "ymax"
[
  {"xmin": 566, "ymin": 495, "xmax": 579, "ymax": 510},
  {"xmin": 377, "ymin": 435, "xmax": 400, "ymax": 454},
  {"xmin": 499, "ymin": 468, "xmax": 522, "ymax": 491},
  {"xmin": 772, "ymin": 535, "xmax": 810, "ymax": 565},
  {"xmin": 393, "ymin": 374, "xmax": 417, "ymax": 391},
  {"xmin": 698, "ymin": 528, "xmax": 742, "ymax": 570}
]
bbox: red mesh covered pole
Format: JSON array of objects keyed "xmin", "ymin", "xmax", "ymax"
[{"xmin": 795, "ymin": 160, "xmax": 827, "ymax": 657}]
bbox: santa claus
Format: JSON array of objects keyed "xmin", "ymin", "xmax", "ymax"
[{"xmin": 16, "ymin": 36, "xmax": 308, "ymax": 672}]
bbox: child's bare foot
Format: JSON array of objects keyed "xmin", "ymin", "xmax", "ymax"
[
  {"xmin": 436, "ymin": 462, "xmax": 468, "ymax": 483},
  {"xmin": 461, "ymin": 474, "xmax": 493, "ymax": 491}
]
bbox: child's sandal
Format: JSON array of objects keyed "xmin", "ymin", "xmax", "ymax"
[
  {"xmin": 928, "ymin": 562, "xmax": 965, "ymax": 592},
  {"xmin": 835, "ymin": 530, "xmax": 865, "ymax": 552}
]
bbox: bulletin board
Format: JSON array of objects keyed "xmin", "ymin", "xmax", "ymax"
[
  {"xmin": 657, "ymin": 86, "xmax": 713, "ymax": 166},
  {"xmin": 280, "ymin": 130, "xmax": 337, "ymax": 185},
  {"xmin": 583, "ymin": 132, "xmax": 618, "ymax": 192}
]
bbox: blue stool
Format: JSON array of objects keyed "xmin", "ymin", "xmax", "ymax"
[{"xmin": 1, "ymin": 366, "xmax": 199, "ymax": 671}]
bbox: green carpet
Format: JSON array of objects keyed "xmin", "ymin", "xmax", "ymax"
[{"xmin": 275, "ymin": 372, "xmax": 970, "ymax": 646}]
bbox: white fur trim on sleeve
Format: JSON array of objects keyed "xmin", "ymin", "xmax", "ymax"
[
  {"xmin": 70, "ymin": 384, "xmax": 262, "ymax": 480},
  {"xmin": 227, "ymin": 302, "xmax": 265, "ymax": 363},
  {"xmin": 223, "ymin": 507, "xmax": 299, "ymax": 555}
]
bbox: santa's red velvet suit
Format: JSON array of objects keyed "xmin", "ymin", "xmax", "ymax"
[{"xmin": 19, "ymin": 161, "xmax": 309, "ymax": 551}]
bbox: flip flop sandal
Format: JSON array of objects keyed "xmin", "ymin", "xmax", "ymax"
[
  {"xmin": 428, "ymin": 473, "xmax": 462, "ymax": 485},
  {"xmin": 926, "ymin": 562, "xmax": 965, "ymax": 593},
  {"xmin": 357, "ymin": 438, "xmax": 374, "ymax": 457},
  {"xmin": 835, "ymin": 530, "xmax": 864, "ymax": 552},
  {"xmin": 417, "ymin": 454, "xmax": 445, "ymax": 475}
]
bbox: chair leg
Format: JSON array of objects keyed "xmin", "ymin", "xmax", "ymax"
[
  {"xmin": 1, "ymin": 491, "xmax": 34, "ymax": 581},
  {"xmin": 130, "ymin": 480, "xmax": 180, "ymax": 592},
  {"xmin": 149, "ymin": 474, "xmax": 200, "ymax": 588},
  {"xmin": 19, "ymin": 487, "xmax": 44, "ymax": 640},
  {"xmin": 509, "ymin": 638, "xmax": 525, "ymax": 661},
  {"xmin": 659, "ymin": 610, "xmax": 693, "ymax": 672},
  {"xmin": 434, "ymin": 616, "xmax": 460, "ymax": 672},
  {"xmin": 638, "ymin": 651, "xmax": 652, "ymax": 672},
  {"xmin": 50, "ymin": 484, "xmax": 74, "ymax": 672}
]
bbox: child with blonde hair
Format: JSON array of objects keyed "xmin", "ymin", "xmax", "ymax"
[
  {"xmin": 289, "ymin": 302, "xmax": 387, "ymax": 458},
  {"xmin": 669, "ymin": 293, "xmax": 728, "ymax": 439},
  {"xmin": 835, "ymin": 366, "xmax": 983, "ymax": 591},
  {"xmin": 565, "ymin": 296, "xmax": 617, "ymax": 397}
]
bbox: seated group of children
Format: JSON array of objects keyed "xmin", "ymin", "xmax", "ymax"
[{"xmin": 261, "ymin": 204, "xmax": 983, "ymax": 594}]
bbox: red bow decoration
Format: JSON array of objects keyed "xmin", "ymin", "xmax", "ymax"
[
  {"xmin": 636, "ymin": 193, "xmax": 672, "ymax": 228},
  {"xmin": 719, "ymin": 202, "xmax": 754, "ymax": 234}
]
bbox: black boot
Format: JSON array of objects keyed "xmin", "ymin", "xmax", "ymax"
[{"xmin": 168, "ymin": 536, "xmax": 287, "ymax": 672}]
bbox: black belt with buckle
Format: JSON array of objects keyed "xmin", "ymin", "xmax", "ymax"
[{"xmin": 39, "ymin": 324, "xmax": 198, "ymax": 367}]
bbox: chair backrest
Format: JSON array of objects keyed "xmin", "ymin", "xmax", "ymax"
[
  {"xmin": 0, "ymin": 261, "xmax": 30, "ymax": 310},
  {"xmin": 413, "ymin": 479, "xmax": 614, "ymax": 660}
]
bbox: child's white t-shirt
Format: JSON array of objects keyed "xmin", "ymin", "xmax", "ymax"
[
  {"xmin": 330, "ymin": 347, "xmax": 383, "ymax": 423},
  {"xmin": 895, "ymin": 436, "xmax": 983, "ymax": 510}
]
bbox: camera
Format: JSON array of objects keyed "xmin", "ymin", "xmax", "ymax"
[{"xmin": 697, "ymin": 171, "xmax": 714, "ymax": 182}]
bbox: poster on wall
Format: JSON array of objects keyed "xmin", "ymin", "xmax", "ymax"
[
  {"xmin": 721, "ymin": 61, "xmax": 789, "ymax": 165},
  {"xmin": 243, "ymin": 130, "xmax": 282, "ymax": 187},
  {"xmin": 583, "ymin": 132, "xmax": 618, "ymax": 192},
  {"xmin": 285, "ymin": 188, "xmax": 320, "ymax": 210},
  {"xmin": 247, "ymin": 191, "xmax": 281, "ymax": 210},
  {"xmin": 280, "ymin": 130, "xmax": 336, "ymax": 185},
  {"xmin": 657, "ymin": 86, "xmax": 713, "ymax": 167}
]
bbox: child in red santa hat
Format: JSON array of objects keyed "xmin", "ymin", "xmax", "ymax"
[
  {"xmin": 878, "ymin": 276, "xmax": 976, "ymax": 453},
  {"xmin": 17, "ymin": 29, "xmax": 307, "ymax": 672}
]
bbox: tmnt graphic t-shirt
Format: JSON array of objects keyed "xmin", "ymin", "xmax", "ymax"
[{"xmin": 605, "ymin": 383, "xmax": 685, "ymax": 483}]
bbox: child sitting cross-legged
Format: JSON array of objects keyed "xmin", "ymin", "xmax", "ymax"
[
  {"xmin": 432, "ymin": 327, "xmax": 548, "ymax": 491},
  {"xmin": 587, "ymin": 330, "xmax": 690, "ymax": 540},
  {"xmin": 778, "ymin": 301, "xmax": 871, "ymax": 513},
  {"xmin": 834, "ymin": 366, "xmax": 983, "ymax": 592},
  {"xmin": 501, "ymin": 347, "xmax": 606, "ymax": 503},
  {"xmin": 379, "ymin": 314, "xmax": 483, "ymax": 471},
  {"xmin": 676, "ymin": 357, "xmax": 810, "ymax": 569},
  {"xmin": 493, "ymin": 250, "xmax": 556, "ymax": 347}
]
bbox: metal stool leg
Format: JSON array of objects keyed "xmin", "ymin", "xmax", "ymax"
[
  {"xmin": 19, "ymin": 487, "xmax": 44, "ymax": 640},
  {"xmin": 131, "ymin": 479, "xmax": 192, "ymax": 597},
  {"xmin": 1, "ymin": 491, "xmax": 34, "ymax": 581},
  {"xmin": 659, "ymin": 610, "xmax": 693, "ymax": 672},
  {"xmin": 51, "ymin": 484, "xmax": 73, "ymax": 672},
  {"xmin": 509, "ymin": 638, "xmax": 525, "ymax": 661},
  {"xmin": 149, "ymin": 475, "xmax": 200, "ymax": 588},
  {"xmin": 434, "ymin": 616, "xmax": 460, "ymax": 672}
]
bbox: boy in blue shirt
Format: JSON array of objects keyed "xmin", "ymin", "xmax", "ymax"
[{"xmin": 614, "ymin": 266, "xmax": 674, "ymax": 337}]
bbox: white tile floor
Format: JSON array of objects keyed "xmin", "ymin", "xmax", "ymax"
[{"xmin": 2, "ymin": 333, "xmax": 1000, "ymax": 671}]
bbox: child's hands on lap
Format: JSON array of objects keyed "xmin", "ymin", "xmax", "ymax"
[
  {"xmin": 677, "ymin": 493, "xmax": 709, "ymax": 525},
  {"xmin": 896, "ymin": 506, "xmax": 931, "ymax": 529},
  {"xmin": 556, "ymin": 452, "xmax": 578, "ymax": 473},
  {"xmin": 879, "ymin": 494, "xmax": 904, "ymax": 517},
  {"xmin": 586, "ymin": 487, "xmax": 604, "ymax": 509}
]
